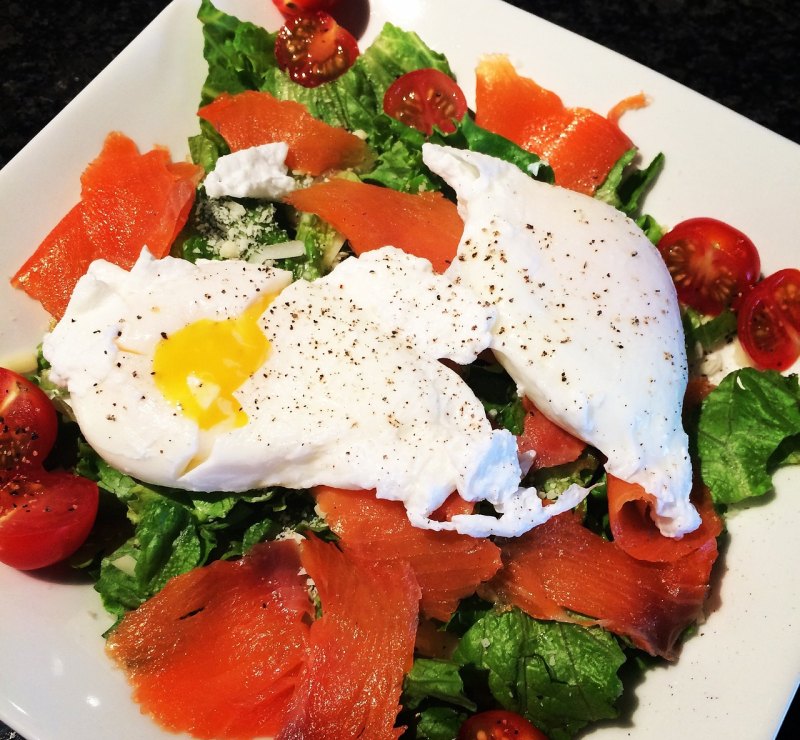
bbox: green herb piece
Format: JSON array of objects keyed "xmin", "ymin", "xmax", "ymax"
[
  {"xmin": 453, "ymin": 609, "xmax": 625, "ymax": 740},
  {"xmin": 403, "ymin": 658, "xmax": 477, "ymax": 711},
  {"xmin": 697, "ymin": 368, "xmax": 800, "ymax": 504}
]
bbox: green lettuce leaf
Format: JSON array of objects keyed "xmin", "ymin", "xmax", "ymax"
[
  {"xmin": 697, "ymin": 368, "xmax": 800, "ymax": 504},
  {"xmin": 403, "ymin": 658, "xmax": 476, "ymax": 712},
  {"xmin": 682, "ymin": 307, "xmax": 738, "ymax": 357},
  {"xmin": 453, "ymin": 609, "xmax": 625, "ymax": 740},
  {"xmin": 460, "ymin": 360, "xmax": 525, "ymax": 436},
  {"xmin": 197, "ymin": 0, "xmax": 277, "ymax": 104},
  {"xmin": 414, "ymin": 706, "xmax": 468, "ymax": 740},
  {"xmin": 435, "ymin": 115, "xmax": 554, "ymax": 184},
  {"xmin": 74, "ymin": 444, "xmax": 323, "ymax": 618},
  {"xmin": 594, "ymin": 148, "xmax": 664, "ymax": 220}
]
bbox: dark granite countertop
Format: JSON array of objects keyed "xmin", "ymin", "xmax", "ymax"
[{"xmin": 1, "ymin": 1, "xmax": 797, "ymax": 738}]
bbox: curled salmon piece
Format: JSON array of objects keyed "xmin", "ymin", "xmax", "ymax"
[
  {"xmin": 198, "ymin": 90, "xmax": 369, "ymax": 175},
  {"xmin": 480, "ymin": 511, "xmax": 719, "ymax": 659},
  {"xmin": 607, "ymin": 475, "xmax": 723, "ymax": 562},
  {"xmin": 285, "ymin": 178, "xmax": 464, "ymax": 273},
  {"xmin": 315, "ymin": 487, "xmax": 502, "ymax": 621},
  {"xmin": 475, "ymin": 54, "xmax": 633, "ymax": 194}
]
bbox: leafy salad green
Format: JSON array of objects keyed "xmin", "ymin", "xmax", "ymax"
[{"xmin": 32, "ymin": 0, "xmax": 799, "ymax": 738}]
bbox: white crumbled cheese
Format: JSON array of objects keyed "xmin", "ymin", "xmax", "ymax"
[
  {"xmin": 194, "ymin": 197, "xmax": 288, "ymax": 262},
  {"xmin": 204, "ymin": 142, "xmax": 296, "ymax": 200}
]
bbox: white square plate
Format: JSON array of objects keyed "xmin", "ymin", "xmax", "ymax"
[{"xmin": 1, "ymin": 1, "xmax": 798, "ymax": 738}]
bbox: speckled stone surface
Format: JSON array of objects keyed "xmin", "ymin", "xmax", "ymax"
[{"xmin": 0, "ymin": 1, "xmax": 797, "ymax": 738}]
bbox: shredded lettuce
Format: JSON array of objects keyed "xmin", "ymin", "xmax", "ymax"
[
  {"xmin": 73, "ymin": 443, "xmax": 326, "ymax": 620},
  {"xmin": 595, "ymin": 148, "xmax": 664, "ymax": 221},
  {"xmin": 683, "ymin": 307, "xmax": 738, "ymax": 357}
]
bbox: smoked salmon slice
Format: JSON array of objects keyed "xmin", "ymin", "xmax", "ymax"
[
  {"xmin": 315, "ymin": 486, "xmax": 502, "ymax": 622},
  {"xmin": 480, "ymin": 512, "xmax": 718, "ymax": 659},
  {"xmin": 475, "ymin": 55, "xmax": 633, "ymax": 195},
  {"xmin": 198, "ymin": 90, "xmax": 369, "ymax": 176},
  {"xmin": 277, "ymin": 535, "xmax": 420, "ymax": 740},
  {"xmin": 284, "ymin": 178, "xmax": 464, "ymax": 273},
  {"xmin": 607, "ymin": 475, "xmax": 723, "ymax": 562},
  {"xmin": 12, "ymin": 132, "xmax": 202, "ymax": 319},
  {"xmin": 516, "ymin": 397, "xmax": 586, "ymax": 470},
  {"xmin": 106, "ymin": 541, "xmax": 312, "ymax": 739}
]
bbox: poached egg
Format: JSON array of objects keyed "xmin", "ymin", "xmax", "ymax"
[
  {"xmin": 423, "ymin": 144, "xmax": 699, "ymax": 537},
  {"xmin": 43, "ymin": 247, "xmax": 586, "ymax": 538}
]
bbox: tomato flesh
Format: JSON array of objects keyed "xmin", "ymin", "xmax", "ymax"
[
  {"xmin": 738, "ymin": 268, "xmax": 800, "ymax": 371},
  {"xmin": 383, "ymin": 68, "xmax": 468, "ymax": 136},
  {"xmin": 657, "ymin": 217, "xmax": 760, "ymax": 316},
  {"xmin": 274, "ymin": 11, "xmax": 359, "ymax": 87},
  {"xmin": 458, "ymin": 710, "xmax": 548, "ymax": 740},
  {"xmin": 0, "ymin": 470, "xmax": 99, "ymax": 570},
  {"xmin": 271, "ymin": 0, "xmax": 339, "ymax": 18},
  {"xmin": 1, "ymin": 368, "xmax": 58, "ymax": 476},
  {"xmin": 0, "ymin": 367, "xmax": 99, "ymax": 570}
]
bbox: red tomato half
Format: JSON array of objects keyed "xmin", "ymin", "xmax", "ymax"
[
  {"xmin": 1, "ymin": 368, "xmax": 58, "ymax": 476},
  {"xmin": 0, "ymin": 470, "xmax": 99, "ymax": 570},
  {"xmin": 274, "ymin": 11, "xmax": 359, "ymax": 87},
  {"xmin": 738, "ymin": 268, "xmax": 800, "ymax": 371},
  {"xmin": 657, "ymin": 217, "xmax": 761, "ymax": 316},
  {"xmin": 272, "ymin": 0, "xmax": 339, "ymax": 18},
  {"xmin": 383, "ymin": 68, "xmax": 468, "ymax": 136},
  {"xmin": 458, "ymin": 710, "xmax": 548, "ymax": 740}
]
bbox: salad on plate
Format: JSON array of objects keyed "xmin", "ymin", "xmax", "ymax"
[{"xmin": 1, "ymin": 1, "xmax": 799, "ymax": 738}]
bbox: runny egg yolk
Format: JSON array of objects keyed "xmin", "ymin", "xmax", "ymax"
[{"xmin": 152, "ymin": 293, "xmax": 273, "ymax": 430}]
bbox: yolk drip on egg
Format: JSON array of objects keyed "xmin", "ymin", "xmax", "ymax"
[{"xmin": 152, "ymin": 293, "xmax": 273, "ymax": 430}]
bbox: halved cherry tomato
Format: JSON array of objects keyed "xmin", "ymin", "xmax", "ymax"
[
  {"xmin": 274, "ymin": 11, "xmax": 359, "ymax": 87},
  {"xmin": 657, "ymin": 217, "xmax": 761, "ymax": 316},
  {"xmin": 383, "ymin": 68, "xmax": 468, "ymax": 136},
  {"xmin": 0, "ymin": 470, "xmax": 99, "ymax": 570},
  {"xmin": 1, "ymin": 367, "xmax": 99, "ymax": 570},
  {"xmin": 458, "ymin": 710, "xmax": 548, "ymax": 740},
  {"xmin": 737, "ymin": 268, "xmax": 800, "ymax": 371},
  {"xmin": 271, "ymin": 0, "xmax": 339, "ymax": 18},
  {"xmin": 1, "ymin": 368, "xmax": 58, "ymax": 476}
]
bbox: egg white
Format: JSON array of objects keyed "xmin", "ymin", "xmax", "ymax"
[
  {"xmin": 424, "ymin": 144, "xmax": 699, "ymax": 537},
  {"xmin": 44, "ymin": 247, "xmax": 587, "ymax": 538}
]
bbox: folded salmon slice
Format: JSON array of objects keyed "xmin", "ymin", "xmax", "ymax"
[
  {"xmin": 285, "ymin": 178, "xmax": 464, "ymax": 273},
  {"xmin": 106, "ymin": 541, "xmax": 312, "ymax": 739},
  {"xmin": 475, "ymin": 55, "xmax": 633, "ymax": 194},
  {"xmin": 480, "ymin": 511, "xmax": 719, "ymax": 659},
  {"xmin": 517, "ymin": 397, "xmax": 586, "ymax": 470},
  {"xmin": 277, "ymin": 534, "xmax": 420, "ymax": 740},
  {"xmin": 198, "ymin": 90, "xmax": 369, "ymax": 176},
  {"xmin": 315, "ymin": 486, "xmax": 502, "ymax": 621},
  {"xmin": 12, "ymin": 132, "xmax": 202, "ymax": 319}
]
